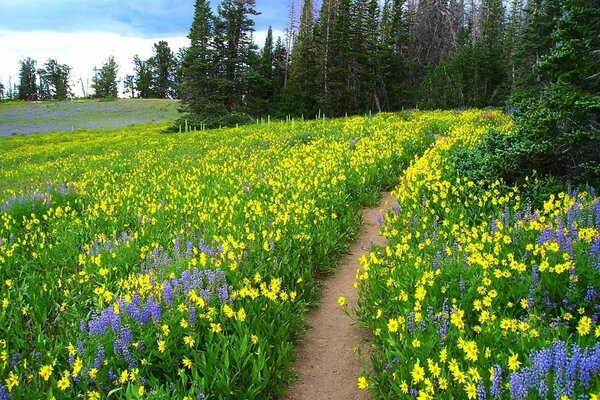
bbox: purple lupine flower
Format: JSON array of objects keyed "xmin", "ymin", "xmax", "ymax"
[
  {"xmin": 174, "ymin": 236, "xmax": 181, "ymax": 258},
  {"xmin": 459, "ymin": 275, "xmax": 465, "ymax": 292},
  {"xmin": 80, "ymin": 319, "xmax": 88, "ymax": 334},
  {"xmin": 477, "ymin": 382, "xmax": 487, "ymax": 400},
  {"xmin": 163, "ymin": 282, "xmax": 174, "ymax": 305},
  {"xmin": 218, "ymin": 285, "xmax": 230, "ymax": 302},
  {"xmin": 490, "ymin": 366, "xmax": 502, "ymax": 398},
  {"xmin": 0, "ymin": 386, "xmax": 11, "ymax": 400},
  {"xmin": 93, "ymin": 345, "xmax": 105, "ymax": 370},
  {"xmin": 590, "ymin": 238, "xmax": 600, "ymax": 260},
  {"xmin": 146, "ymin": 297, "xmax": 161, "ymax": 322},
  {"xmin": 407, "ymin": 312, "xmax": 416, "ymax": 333},
  {"xmin": 77, "ymin": 340, "xmax": 84, "ymax": 355},
  {"xmin": 185, "ymin": 241, "xmax": 194, "ymax": 259},
  {"xmin": 205, "ymin": 270, "xmax": 216, "ymax": 286},
  {"xmin": 189, "ymin": 306, "xmax": 197, "ymax": 325},
  {"xmin": 108, "ymin": 369, "xmax": 117, "ymax": 381},
  {"xmin": 9, "ymin": 353, "xmax": 21, "ymax": 367}
]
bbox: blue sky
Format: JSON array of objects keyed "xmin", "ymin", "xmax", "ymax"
[
  {"xmin": 0, "ymin": 0, "xmax": 291, "ymax": 96},
  {"xmin": 0, "ymin": 0, "xmax": 289, "ymax": 37}
]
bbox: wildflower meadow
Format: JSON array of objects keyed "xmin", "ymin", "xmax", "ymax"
[
  {"xmin": 354, "ymin": 111, "xmax": 600, "ymax": 399},
  {"xmin": 0, "ymin": 113, "xmax": 442, "ymax": 399}
]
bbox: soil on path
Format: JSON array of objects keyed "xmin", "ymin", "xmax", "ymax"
[{"xmin": 284, "ymin": 192, "xmax": 396, "ymax": 400}]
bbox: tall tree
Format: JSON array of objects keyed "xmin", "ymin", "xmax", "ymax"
[
  {"xmin": 214, "ymin": 0, "xmax": 260, "ymax": 114},
  {"xmin": 149, "ymin": 41, "xmax": 178, "ymax": 98},
  {"xmin": 513, "ymin": 0, "xmax": 600, "ymax": 183},
  {"xmin": 123, "ymin": 74, "xmax": 136, "ymax": 98},
  {"xmin": 478, "ymin": 0, "xmax": 506, "ymax": 104},
  {"xmin": 314, "ymin": 0, "xmax": 337, "ymax": 112},
  {"xmin": 379, "ymin": 0, "xmax": 410, "ymax": 108},
  {"xmin": 133, "ymin": 55, "xmax": 153, "ymax": 98},
  {"xmin": 91, "ymin": 56, "xmax": 120, "ymax": 98},
  {"xmin": 254, "ymin": 26, "xmax": 276, "ymax": 113},
  {"xmin": 510, "ymin": 0, "xmax": 563, "ymax": 103},
  {"xmin": 0, "ymin": 82, "xmax": 5, "ymax": 100},
  {"xmin": 179, "ymin": 0, "xmax": 222, "ymax": 126},
  {"xmin": 38, "ymin": 59, "xmax": 72, "ymax": 100},
  {"xmin": 18, "ymin": 57, "xmax": 38, "ymax": 101},
  {"xmin": 272, "ymin": 36, "xmax": 289, "ymax": 106},
  {"xmin": 328, "ymin": 0, "xmax": 354, "ymax": 115},
  {"xmin": 285, "ymin": 0, "xmax": 318, "ymax": 116}
]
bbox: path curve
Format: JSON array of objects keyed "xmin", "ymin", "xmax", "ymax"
[{"xmin": 284, "ymin": 192, "xmax": 396, "ymax": 400}]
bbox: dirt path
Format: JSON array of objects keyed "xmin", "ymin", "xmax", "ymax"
[{"xmin": 284, "ymin": 192, "xmax": 396, "ymax": 400}]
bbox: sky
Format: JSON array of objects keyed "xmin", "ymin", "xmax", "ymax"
[{"xmin": 0, "ymin": 0, "xmax": 290, "ymax": 97}]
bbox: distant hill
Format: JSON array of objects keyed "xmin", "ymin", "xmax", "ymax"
[{"xmin": 0, "ymin": 99, "xmax": 179, "ymax": 136}]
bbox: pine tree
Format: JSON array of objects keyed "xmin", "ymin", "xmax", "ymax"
[
  {"xmin": 214, "ymin": 0, "xmax": 260, "ymax": 117},
  {"xmin": 479, "ymin": 0, "xmax": 506, "ymax": 104},
  {"xmin": 37, "ymin": 59, "xmax": 72, "ymax": 100},
  {"xmin": 0, "ymin": 82, "xmax": 5, "ymax": 100},
  {"xmin": 272, "ymin": 36, "xmax": 289, "ymax": 106},
  {"xmin": 18, "ymin": 57, "xmax": 38, "ymax": 101},
  {"xmin": 379, "ymin": 0, "xmax": 409, "ymax": 108},
  {"xmin": 149, "ymin": 41, "xmax": 177, "ymax": 98},
  {"xmin": 91, "ymin": 56, "xmax": 120, "ymax": 98},
  {"xmin": 179, "ymin": 0, "xmax": 222, "ymax": 127},
  {"xmin": 314, "ymin": 0, "xmax": 337, "ymax": 112},
  {"xmin": 328, "ymin": 0, "xmax": 354, "ymax": 115},
  {"xmin": 510, "ymin": 0, "xmax": 563, "ymax": 103},
  {"xmin": 133, "ymin": 55, "xmax": 153, "ymax": 98},
  {"xmin": 254, "ymin": 27, "xmax": 276, "ymax": 114},
  {"xmin": 513, "ymin": 0, "xmax": 600, "ymax": 183},
  {"xmin": 286, "ymin": 0, "xmax": 318, "ymax": 117}
]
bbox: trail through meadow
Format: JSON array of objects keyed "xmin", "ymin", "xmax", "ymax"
[{"xmin": 284, "ymin": 192, "xmax": 396, "ymax": 400}]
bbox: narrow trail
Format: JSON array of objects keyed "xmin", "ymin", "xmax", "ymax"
[{"xmin": 284, "ymin": 192, "xmax": 396, "ymax": 400}]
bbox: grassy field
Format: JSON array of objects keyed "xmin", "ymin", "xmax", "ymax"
[
  {"xmin": 0, "ymin": 111, "xmax": 597, "ymax": 399},
  {"xmin": 0, "ymin": 112, "xmax": 440, "ymax": 398},
  {"xmin": 0, "ymin": 99, "xmax": 180, "ymax": 136}
]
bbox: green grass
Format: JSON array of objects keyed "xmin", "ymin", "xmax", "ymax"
[{"xmin": 0, "ymin": 99, "xmax": 180, "ymax": 136}]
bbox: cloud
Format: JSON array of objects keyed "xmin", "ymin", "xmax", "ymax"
[
  {"xmin": 0, "ymin": 30, "xmax": 189, "ymax": 97},
  {"xmin": 0, "ymin": 0, "xmax": 290, "ymax": 37},
  {"xmin": 0, "ymin": 27, "xmax": 284, "ymax": 97},
  {"xmin": 0, "ymin": 0, "xmax": 195, "ymax": 37}
]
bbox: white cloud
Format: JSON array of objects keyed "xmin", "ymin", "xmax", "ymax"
[
  {"xmin": 0, "ymin": 30, "xmax": 189, "ymax": 97},
  {"xmin": 0, "ymin": 28, "xmax": 285, "ymax": 98}
]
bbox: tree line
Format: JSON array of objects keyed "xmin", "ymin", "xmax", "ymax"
[
  {"xmin": 0, "ymin": 40, "xmax": 181, "ymax": 101},
  {"xmin": 178, "ymin": 0, "xmax": 597, "ymax": 128}
]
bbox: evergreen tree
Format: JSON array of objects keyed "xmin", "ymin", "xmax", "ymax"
[
  {"xmin": 179, "ymin": 0, "xmax": 222, "ymax": 126},
  {"xmin": 379, "ymin": 0, "xmax": 410, "ymax": 108},
  {"xmin": 123, "ymin": 74, "xmax": 136, "ymax": 98},
  {"xmin": 149, "ymin": 41, "xmax": 178, "ymax": 98},
  {"xmin": 38, "ymin": 59, "xmax": 72, "ymax": 100},
  {"xmin": 18, "ymin": 57, "xmax": 38, "ymax": 101},
  {"xmin": 286, "ymin": 0, "xmax": 318, "ymax": 117},
  {"xmin": 133, "ymin": 55, "xmax": 153, "ymax": 98},
  {"xmin": 510, "ymin": 0, "xmax": 563, "ymax": 103},
  {"xmin": 478, "ymin": 0, "xmax": 506, "ymax": 104},
  {"xmin": 272, "ymin": 36, "xmax": 289, "ymax": 106},
  {"xmin": 0, "ymin": 82, "xmax": 4, "ymax": 100},
  {"xmin": 253, "ymin": 26, "xmax": 276, "ymax": 114},
  {"xmin": 314, "ymin": 0, "xmax": 337, "ymax": 112},
  {"xmin": 214, "ymin": 0, "xmax": 260, "ymax": 119},
  {"xmin": 513, "ymin": 0, "xmax": 600, "ymax": 183},
  {"xmin": 91, "ymin": 56, "xmax": 120, "ymax": 98},
  {"xmin": 328, "ymin": 0, "xmax": 354, "ymax": 115}
]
